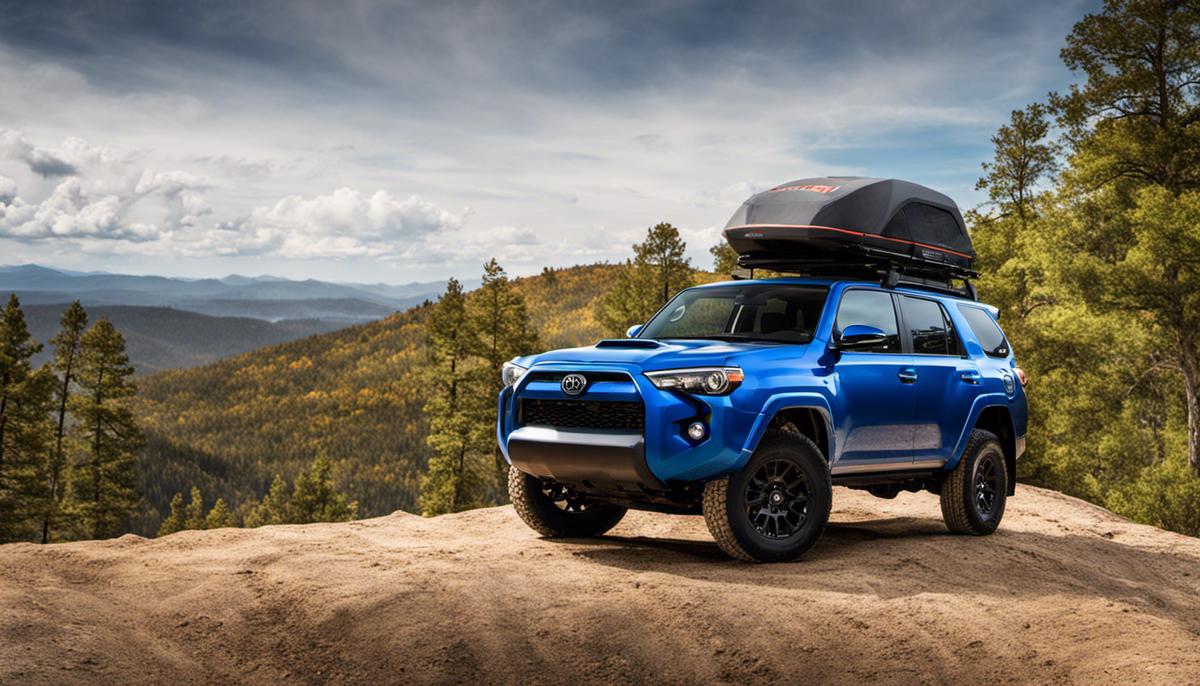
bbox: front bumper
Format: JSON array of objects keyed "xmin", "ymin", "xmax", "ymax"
[
  {"xmin": 506, "ymin": 426, "xmax": 663, "ymax": 490},
  {"xmin": 497, "ymin": 363, "xmax": 758, "ymax": 491}
]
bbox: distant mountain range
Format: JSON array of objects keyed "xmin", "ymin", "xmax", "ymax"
[
  {"xmin": 2, "ymin": 264, "xmax": 462, "ymax": 373},
  {"xmin": 0, "ymin": 264, "xmax": 453, "ymax": 321}
]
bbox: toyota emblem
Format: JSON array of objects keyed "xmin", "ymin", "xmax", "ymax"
[{"xmin": 560, "ymin": 373, "xmax": 587, "ymax": 396}]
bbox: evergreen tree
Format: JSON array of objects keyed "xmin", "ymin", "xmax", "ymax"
[
  {"xmin": 290, "ymin": 455, "xmax": 356, "ymax": 523},
  {"xmin": 420, "ymin": 279, "xmax": 491, "ymax": 515},
  {"xmin": 245, "ymin": 474, "xmax": 292, "ymax": 527},
  {"xmin": 204, "ymin": 498, "xmax": 233, "ymax": 529},
  {"xmin": 41, "ymin": 301, "xmax": 87, "ymax": 543},
  {"xmin": 70, "ymin": 319, "xmax": 144, "ymax": 539},
  {"xmin": 184, "ymin": 485, "xmax": 206, "ymax": 530},
  {"xmin": 467, "ymin": 259, "xmax": 539, "ymax": 495},
  {"xmin": 635, "ymin": 222, "xmax": 692, "ymax": 305},
  {"xmin": 597, "ymin": 223, "xmax": 693, "ymax": 335},
  {"xmin": 1051, "ymin": 0, "xmax": 1200, "ymax": 474},
  {"xmin": 0, "ymin": 295, "xmax": 54, "ymax": 543},
  {"xmin": 157, "ymin": 492, "xmax": 186, "ymax": 536},
  {"xmin": 710, "ymin": 241, "xmax": 739, "ymax": 276}
]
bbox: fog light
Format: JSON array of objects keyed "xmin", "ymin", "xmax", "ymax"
[{"xmin": 686, "ymin": 421, "xmax": 707, "ymax": 441}]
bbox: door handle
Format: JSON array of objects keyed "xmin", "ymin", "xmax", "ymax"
[
  {"xmin": 898, "ymin": 368, "xmax": 918, "ymax": 384},
  {"xmin": 960, "ymin": 370, "xmax": 982, "ymax": 385}
]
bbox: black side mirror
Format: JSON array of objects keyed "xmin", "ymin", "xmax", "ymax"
[{"xmin": 835, "ymin": 324, "xmax": 888, "ymax": 351}]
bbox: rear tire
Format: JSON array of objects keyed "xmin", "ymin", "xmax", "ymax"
[
  {"xmin": 940, "ymin": 429, "xmax": 1007, "ymax": 535},
  {"xmin": 508, "ymin": 466, "xmax": 627, "ymax": 538},
  {"xmin": 702, "ymin": 431, "xmax": 832, "ymax": 562}
]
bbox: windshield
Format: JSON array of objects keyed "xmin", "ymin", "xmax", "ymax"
[{"xmin": 638, "ymin": 284, "xmax": 828, "ymax": 343}]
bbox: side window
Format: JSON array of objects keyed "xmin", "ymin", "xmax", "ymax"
[
  {"xmin": 835, "ymin": 290, "xmax": 901, "ymax": 353},
  {"xmin": 957, "ymin": 305, "xmax": 1010, "ymax": 357},
  {"xmin": 900, "ymin": 296, "xmax": 958, "ymax": 356}
]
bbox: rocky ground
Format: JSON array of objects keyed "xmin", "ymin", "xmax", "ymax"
[{"xmin": 2, "ymin": 485, "xmax": 1199, "ymax": 685}]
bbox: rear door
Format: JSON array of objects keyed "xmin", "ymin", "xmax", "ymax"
[
  {"xmin": 897, "ymin": 294, "xmax": 977, "ymax": 466},
  {"xmin": 831, "ymin": 288, "xmax": 915, "ymax": 470}
]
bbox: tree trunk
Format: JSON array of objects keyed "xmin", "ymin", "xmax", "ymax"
[
  {"xmin": 42, "ymin": 355, "xmax": 74, "ymax": 544},
  {"xmin": 1180, "ymin": 333, "xmax": 1200, "ymax": 476},
  {"xmin": 0, "ymin": 374, "xmax": 9, "ymax": 489},
  {"xmin": 91, "ymin": 368, "xmax": 104, "ymax": 539}
]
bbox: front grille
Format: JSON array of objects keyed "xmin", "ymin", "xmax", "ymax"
[
  {"xmin": 521, "ymin": 398, "xmax": 645, "ymax": 431},
  {"xmin": 526, "ymin": 371, "xmax": 631, "ymax": 384}
]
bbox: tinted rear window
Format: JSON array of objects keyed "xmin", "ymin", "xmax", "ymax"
[
  {"xmin": 957, "ymin": 305, "xmax": 1009, "ymax": 357},
  {"xmin": 900, "ymin": 295, "xmax": 960, "ymax": 356}
]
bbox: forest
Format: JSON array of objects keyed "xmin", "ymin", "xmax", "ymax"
[{"xmin": 1, "ymin": 0, "xmax": 1197, "ymax": 541}]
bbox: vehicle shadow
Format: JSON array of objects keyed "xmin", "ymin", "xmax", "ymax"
[{"xmin": 567, "ymin": 515, "xmax": 1200, "ymax": 636}]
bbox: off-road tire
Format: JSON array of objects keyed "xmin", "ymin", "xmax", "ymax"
[
  {"xmin": 940, "ymin": 429, "xmax": 1007, "ymax": 535},
  {"xmin": 702, "ymin": 431, "xmax": 832, "ymax": 562},
  {"xmin": 508, "ymin": 466, "xmax": 626, "ymax": 538}
]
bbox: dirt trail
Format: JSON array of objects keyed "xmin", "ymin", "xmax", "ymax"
[{"xmin": 2, "ymin": 485, "xmax": 1199, "ymax": 685}]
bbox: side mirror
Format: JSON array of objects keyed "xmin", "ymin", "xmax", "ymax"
[
  {"xmin": 625, "ymin": 324, "xmax": 644, "ymax": 338},
  {"xmin": 835, "ymin": 324, "xmax": 887, "ymax": 351}
]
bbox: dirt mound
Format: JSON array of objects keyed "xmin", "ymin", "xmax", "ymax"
[{"xmin": 2, "ymin": 486, "xmax": 1198, "ymax": 684}]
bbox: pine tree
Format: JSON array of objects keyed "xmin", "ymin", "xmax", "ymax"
[
  {"xmin": 183, "ymin": 485, "xmax": 206, "ymax": 530},
  {"xmin": 0, "ymin": 295, "xmax": 54, "ymax": 543},
  {"xmin": 710, "ymin": 242, "xmax": 739, "ymax": 276},
  {"xmin": 204, "ymin": 498, "xmax": 233, "ymax": 529},
  {"xmin": 41, "ymin": 301, "xmax": 87, "ymax": 543},
  {"xmin": 597, "ymin": 224, "xmax": 693, "ymax": 335},
  {"xmin": 245, "ymin": 474, "xmax": 292, "ymax": 527},
  {"xmin": 634, "ymin": 222, "xmax": 693, "ymax": 306},
  {"xmin": 419, "ymin": 279, "xmax": 492, "ymax": 515},
  {"xmin": 1051, "ymin": 0, "xmax": 1200, "ymax": 474},
  {"xmin": 157, "ymin": 492, "xmax": 186, "ymax": 536},
  {"xmin": 467, "ymin": 259, "xmax": 539, "ymax": 496},
  {"xmin": 70, "ymin": 319, "xmax": 144, "ymax": 539},
  {"xmin": 290, "ymin": 455, "xmax": 356, "ymax": 523}
]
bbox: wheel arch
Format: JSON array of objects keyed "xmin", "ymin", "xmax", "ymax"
[
  {"xmin": 970, "ymin": 404, "xmax": 1017, "ymax": 496},
  {"xmin": 740, "ymin": 393, "xmax": 834, "ymax": 467}
]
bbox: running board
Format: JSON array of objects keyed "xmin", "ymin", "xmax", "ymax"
[{"xmin": 831, "ymin": 469, "xmax": 942, "ymax": 488}]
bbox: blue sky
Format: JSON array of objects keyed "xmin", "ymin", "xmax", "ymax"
[{"xmin": 0, "ymin": 0, "xmax": 1097, "ymax": 283}]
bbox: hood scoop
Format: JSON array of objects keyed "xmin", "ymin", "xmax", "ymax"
[{"xmin": 595, "ymin": 338, "xmax": 662, "ymax": 349}]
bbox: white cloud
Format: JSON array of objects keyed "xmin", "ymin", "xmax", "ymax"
[
  {"xmin": 0, "ymin": 178, "xmax": 158, "ymax": 241},
  {"xmin": 0, "ymin": 176, "xmax": 15, "ymax": 204},
  {"xmin": 242, "ymin": 188, "xmax": 467, "ymax": 258}
]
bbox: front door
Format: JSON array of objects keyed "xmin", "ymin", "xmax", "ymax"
[{"xmin": 831, "ymin": 288, "xmax": 915, "ymax": 471}]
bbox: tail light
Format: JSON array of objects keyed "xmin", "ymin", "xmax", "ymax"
[{"xmin": 1014, "ymin": 367, "xmax": 1028, "ymax": 387}]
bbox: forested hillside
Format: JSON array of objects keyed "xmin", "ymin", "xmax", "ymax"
[
  {"xmin": 24, "ymin": 304, "xmax": 344, "ymax": 374},
  {"xmin": 130, "ymin": 264, "xmax": 625, "ymax": 533}
]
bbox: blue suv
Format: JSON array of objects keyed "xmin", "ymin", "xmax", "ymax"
[
  {"xmin": 497, "ymin": 178, "xmax": 1028, "ymax": 562},
  {"xmin": 497, "ymin": 279, "xmax": 1027, "ymax": 562}
]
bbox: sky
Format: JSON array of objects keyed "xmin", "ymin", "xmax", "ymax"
[{"xmin": 0, "ymin": 0, "xmax": 1098, "ymax": 284}]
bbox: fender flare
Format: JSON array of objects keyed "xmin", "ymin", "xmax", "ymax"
[
  {"xmin": 736, "ymin": 392, "xmax": 836, "ymax": 472},
  {"xmin": 946, "ymin": 393, "xmax": 1013, "ymax": 469}
]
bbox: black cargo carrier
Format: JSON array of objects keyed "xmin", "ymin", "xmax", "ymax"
[{"xmin": 723, "ymin": 177, "xmax": 978, "ymax": 297}]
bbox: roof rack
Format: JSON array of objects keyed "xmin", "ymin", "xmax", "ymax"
[{"xmin": 736, "ymin": 250, "xmax": 979, "ymax": 301}]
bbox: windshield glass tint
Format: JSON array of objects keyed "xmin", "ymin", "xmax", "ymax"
[{"xmin": 638, "ymin": 284, "xmax": 827, "ymax": 343}]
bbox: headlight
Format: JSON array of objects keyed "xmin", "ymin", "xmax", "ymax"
[
  {"xmin": 645, "ymin": 367, "xmax": 744, "ymax": 395},
  {"xmin": 501, "ymin": 361, "xmax": 527, "ymax": 387}
]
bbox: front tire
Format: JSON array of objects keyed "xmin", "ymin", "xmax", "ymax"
[
  {"xmin": 508, "ymin": 466, "xmax": 627, "ymax": 538},
  {"xmin": 702, "ymin": 431, "xmax": 832, "ymax": 562},
  {"xmin": 940, "ymin": 429, "xmax": 1007, "ymax": 535}
]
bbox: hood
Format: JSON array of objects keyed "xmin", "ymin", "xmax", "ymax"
[{"xmin": 520, "ymin": 338, "xmax": 811, "ymax": 372}]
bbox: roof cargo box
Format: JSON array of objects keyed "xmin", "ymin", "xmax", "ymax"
[{"xmin": 723, "ymin": 177, "xmax": 977, "ymax": 281}]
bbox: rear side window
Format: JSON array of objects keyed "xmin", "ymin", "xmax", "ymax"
[
  {"xmin": 835, "ymin": 290, "xmax": 901, "ymax": 353},
  {"xmin": 900, "ymin": 296, "xmax": 960, "ymax": 356},
  {"xmin": 957, "ymin": 305, "xmax": 1010, "ymax": 357}
]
